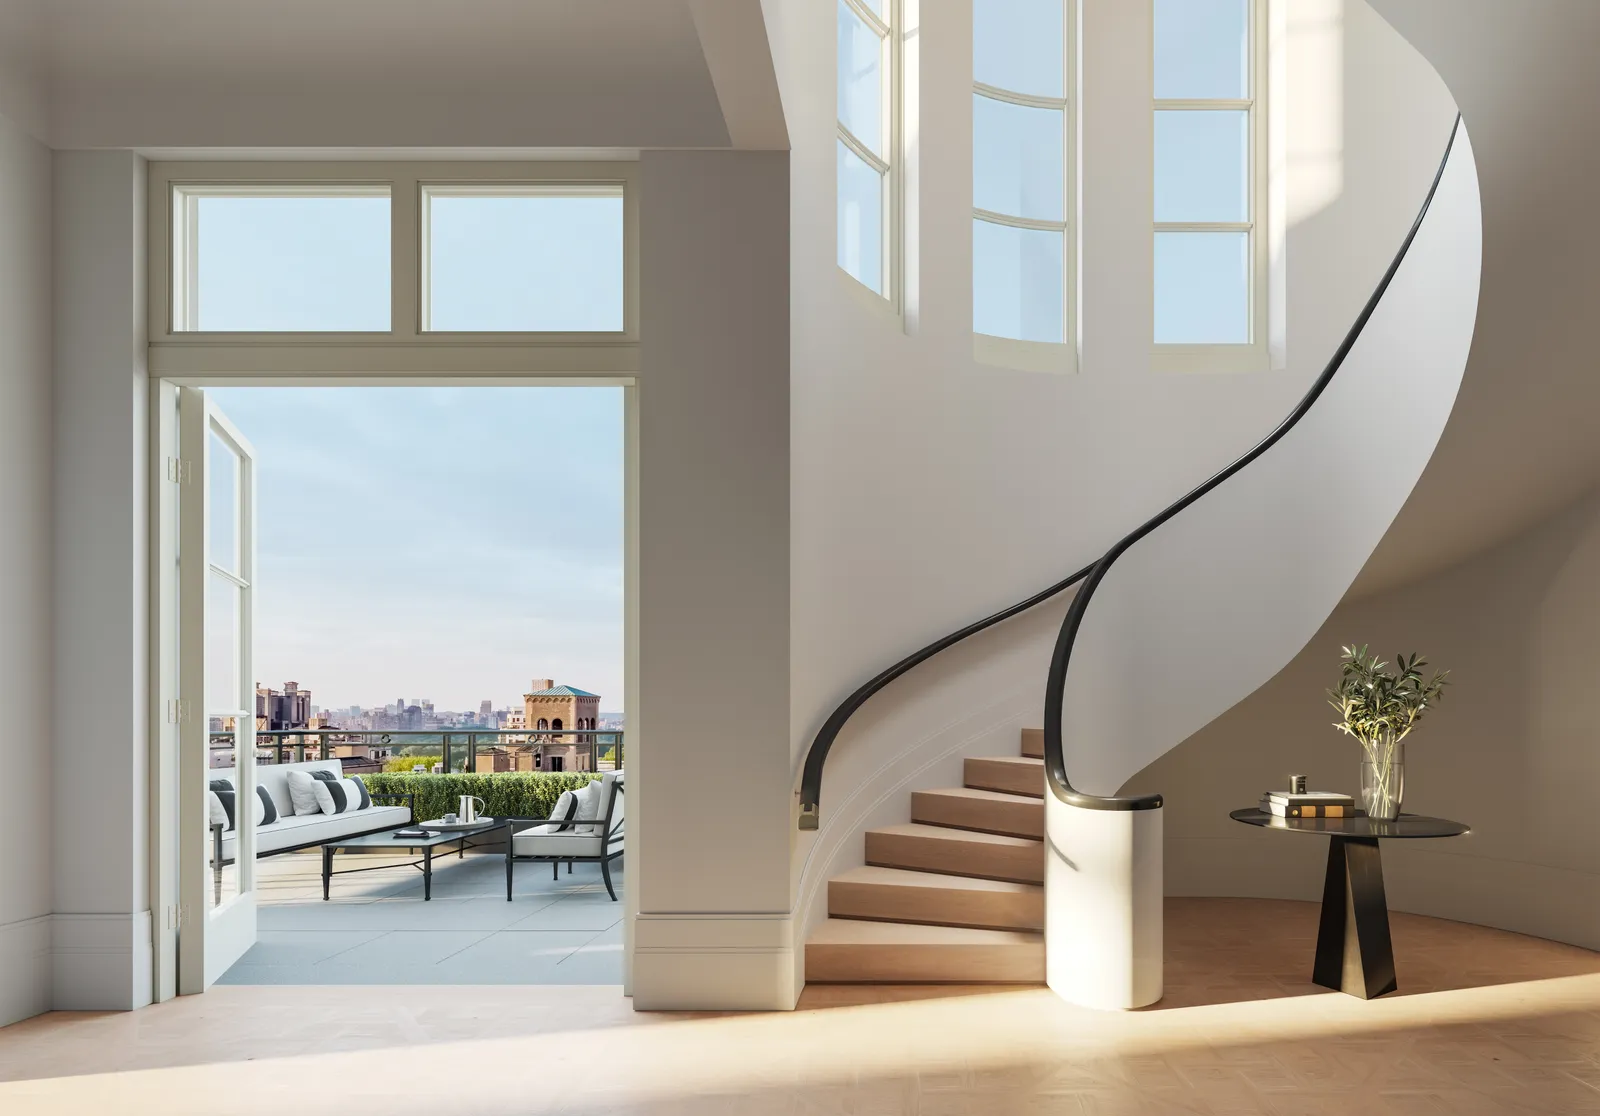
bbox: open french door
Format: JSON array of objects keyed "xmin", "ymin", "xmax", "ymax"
[{"xmin": 177, "ymin": 387, "xmax": 259, "ymax": 991}]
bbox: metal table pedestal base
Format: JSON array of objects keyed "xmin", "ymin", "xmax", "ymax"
[{"xmin": 1312, "ymin": 835, "xmax": 1397, "ymax": 999}]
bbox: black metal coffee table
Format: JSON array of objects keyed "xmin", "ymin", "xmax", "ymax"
[
  {"xmin": 1230, "ymin": 808, "xmax": 1469, "ymax": 999},
  {"xmin": 321, "ymin": 820, "xmax": 513, "ymax": 901}
]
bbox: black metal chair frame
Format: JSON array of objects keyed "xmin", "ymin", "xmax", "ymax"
[{"xmin": 510, "ymin": 781, "xmax": 625, "ymax": 901}]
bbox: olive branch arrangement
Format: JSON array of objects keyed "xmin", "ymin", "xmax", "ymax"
[{"xmin": 1327, "ymin": 644, "xmax": 1450, "ymax": 759}]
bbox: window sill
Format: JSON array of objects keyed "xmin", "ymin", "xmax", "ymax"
[
  {"xmin": 974, "ymin": 333, "xmax": 1075, "ymax": 374},
  {"xmin": 1152, "ymin": 344, "xmax": 1276, "ymax": 375}
]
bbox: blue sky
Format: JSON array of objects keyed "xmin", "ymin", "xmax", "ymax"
[
  {"xmin": 198, "ymin": 189, "xmax": 626, "ymax": 715},
  {"xmin": 207, "ymin": 385, "xmax": 623, "ymax": 715}
]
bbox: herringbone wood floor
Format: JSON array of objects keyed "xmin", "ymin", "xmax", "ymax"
[{"xmin": 2, "ymin": 898, "xmax": 1597, "ymax": 1114}]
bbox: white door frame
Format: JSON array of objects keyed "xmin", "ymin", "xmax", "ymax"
[{"xmin": 148, "ymin": 372, "xmax": 640, "ymax": 998}]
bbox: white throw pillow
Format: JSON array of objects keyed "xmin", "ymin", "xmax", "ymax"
[
  {"xmin": 309, "ymin": 775, "xmax": 371, "ymax": 815},
  {"xmin": 549, "ymin": 790, "xmax": 577, "ymax": 825},
  {"xmin": 571, "ymin": 779, "xmax": 604, "ymax": 835},
  {"xmin": 207, "ymin": 790, "xmax": 230, "ymax": 828},
  {"xmin": 285, "ymin": 770, "xmax": 322, "ymax": 816}
]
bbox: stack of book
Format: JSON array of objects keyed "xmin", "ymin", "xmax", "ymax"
[{"xmin": 1260, "ymin": 790, "xmax": 1357, "ymax": 818}]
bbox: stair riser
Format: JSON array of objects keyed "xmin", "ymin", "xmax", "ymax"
[
  {"xmin": 911, "ymin": 791, "xmax": 1042, "ymax": 838},
  {"xmin": 829, "ymin": 880, "xmax": 1043, "ymax": 931},
  {"xmin": 806, "ymin": 943, "xmax": 1044, "ymax": 983},
  {"xmin": 866, "ymin": 831, "xmax": 1044, "ymax": 884},
  {"xmin": 1020, "ymin": 728, "xmax": 1044, "ymax": 758},
  {"xmin": 965, "ymin": 758, "xmax": 1044, "ymax": 797}
]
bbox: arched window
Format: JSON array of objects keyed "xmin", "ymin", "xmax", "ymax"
[
  {"xmin": 837, "ymin": 0, "xmax": 897, "ymax": 298},
  {"xmin": 536, "ymin": 718, "xmax": 549, "ymax": 730},
  {"xmin": 973, "ymin": 0, "xmax": 1071, "ymax": 356},
  {"xmin": 1152, "ymin": 0, "xmax": 1268, "ymax": 367},
  {"xmin": 552, "ymin": 718, "xmax": 563, "ymax": 731}
]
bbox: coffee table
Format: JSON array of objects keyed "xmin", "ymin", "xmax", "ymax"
[
  {"xmin": 320, "ymin": 820, "xmax": 513, "ymax": 901},
  {"xmin": 1230, "ymin": 808, "xmax": 1469, "ymax": 999}
]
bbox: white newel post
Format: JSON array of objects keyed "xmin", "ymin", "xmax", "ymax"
[{"xmin": 1044, "ymin": 794, "xmax": 1163, "ymax": 1010}]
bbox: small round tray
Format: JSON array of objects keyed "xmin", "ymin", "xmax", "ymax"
[{"xmin": 418, "ymin": 817, "xmax": 497, "ymax": 832}]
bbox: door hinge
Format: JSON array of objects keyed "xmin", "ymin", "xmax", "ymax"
[
  {"xmin": 168, "ymin": 699, "xmax": 194, "ymax": 724},
  {"xmin": 170, "ymin": 903, "xmax": 191, "ymax": 929},
  {"xmin": 166, "ymin": 457, "xmax": 192, "ymax": 484}
]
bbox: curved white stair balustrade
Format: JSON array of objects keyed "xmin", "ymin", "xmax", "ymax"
[{"xmin": 1047, "ymin": 125, "xmax": 1482, "ymax": 1010}]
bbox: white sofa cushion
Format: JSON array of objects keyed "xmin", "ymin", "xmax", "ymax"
[
  {"xmin": 217, "ymin": 804, "xmax": 410, "ymax": 859},
  {"xmin": 511, "ymin": 830, "xmax": 603, "ymax": 858}
]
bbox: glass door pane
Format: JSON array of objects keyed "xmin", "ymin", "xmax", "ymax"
[{"xmin": 179, "ymin": 387, "xmax": 260, "ymax": 990}]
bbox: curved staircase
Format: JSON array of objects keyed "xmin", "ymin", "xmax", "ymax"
[{"xmin": 805, "ymin": 729, "xmax": 1047, "ymax": 983}]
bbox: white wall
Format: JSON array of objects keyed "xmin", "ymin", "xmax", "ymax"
[
  {"xmin": 50, "ymin": 150, "xmax": 151, "ymax": 1012},
  {"xmin": 1136, "ymin": 485, "xmax": 1600, "ymax": 951},
  {"xmin": 631, "ymin": 149, "xmax": 795, "ymax": 1010},
  {"xmin": 781, "ymin": 0, "xmax": 1460, "ymax": 940},
  {"xmin": 0, "ymin": 107, "xmax": 54, "ymax": 1028}
]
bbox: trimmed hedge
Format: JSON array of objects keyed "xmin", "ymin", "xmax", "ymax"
[{"xmin": 358, "ymin": 771, "xmax": 600, "ymax": 823}]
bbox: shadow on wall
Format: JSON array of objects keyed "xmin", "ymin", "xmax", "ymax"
[{"xmin": 1124, "ymin": 487, "xmax": 1600, "ymax": 951}]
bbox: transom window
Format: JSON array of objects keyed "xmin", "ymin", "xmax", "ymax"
[
  {"xmin": 159, "ymin": 166, "xmax": 636, "ymax": 344},
  {"xmin": 1152, "ymin": 0, "xmax": 1264, "ymax": 352},
  {"xmin": 973, "ymin": 0, "xmax": 1073, "ymax": 355},
  {"xmin": 423, "ymin": 185, "xmax": 625, "ymax": 332},
  {"xmin": 172, "ymin": 188, "xmax": 391, "ymax": 333},
  {"xmin": 836, "ymin": 0, "xmax": 896, "ymax": 299}
]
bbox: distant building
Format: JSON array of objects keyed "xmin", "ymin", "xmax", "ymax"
[
  {"xmin": 256, "ymin": 681, "xmax": 312, "ymax": 730},
  {"xmin": 479, "ymin": 699, "xmax": 494, "ymax": 724},
  {"xmin": 523, "ymin": 679, "xmax": 602, "ymax": 772}
]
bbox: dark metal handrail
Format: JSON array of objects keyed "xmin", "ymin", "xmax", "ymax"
[
  {"xmin": 798, "ymin": 564, "xmax": 1097, "ymax": 828},
  {"xmin": 1043, "ymin": 115, "xmax": 1462, "ymax": 811},
  {"xmin": 798, "ymin": 114, "xmax": 1463, "ymax": 829}
]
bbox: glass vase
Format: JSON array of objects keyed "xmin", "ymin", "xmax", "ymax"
[{"xmin": 1360, "ymin": 738, "xmax": 1405, "ymax": 820}]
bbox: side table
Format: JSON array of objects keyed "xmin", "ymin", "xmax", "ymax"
[{"xmin": 1229, "ymin": 808, "xmax": 1469, "ymax": 999}]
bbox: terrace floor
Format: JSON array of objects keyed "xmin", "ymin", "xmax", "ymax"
[{"xmin": 217, "ymin": 849, "xmax": 622, "ymax": 985}]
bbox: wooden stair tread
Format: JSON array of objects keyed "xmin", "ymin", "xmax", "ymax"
[
  {"xmin": 867, "ymin": 822, "xmax": 1039, "ymax": 848},
  {"xmin": 914, "ymin": 786, "xmax": 1039, "ymax": 805},
  {"xmin": 808, "ymin": 917, "xmax": 1041, "ymax": 947},
  {"xmin": 964, "ymin": 755, "xmax": 1046, "ymax": 797},
  {"xmin": 830, "ymin": 865, "xmax": 1041, "ymax": 895},
  {"xmin": 806, "ymin": 917, "xmax": 1045, "ymax": 982},
  {"xmin": 911, "ymin": 786, "xmax": 1043, "ymax": 838},
  {"xmin": 1020, "ymin": 728, "xmax": 1044, "ymax": 758}
]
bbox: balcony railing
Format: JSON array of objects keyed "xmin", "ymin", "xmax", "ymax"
[{"xmin": 207, "ymin": 728, "xmax": 624, "ymax": 774}]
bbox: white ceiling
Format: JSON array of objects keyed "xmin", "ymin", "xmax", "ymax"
[{"xmin": 0, "ymin": 0, "xmax": 742, "ymax": 150}]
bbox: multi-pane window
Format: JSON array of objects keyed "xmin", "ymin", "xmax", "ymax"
[
  {"xmin": 1153, "ymin": 0, "xmax": 1262, "ymax": 348},
  {"xmin": 837, "ymin": 0, "xmax": 894, "ymax": 297},
  {"xmin": 423, "ymin": 186, "xmax": 625, "ymax": 332},
  {"xmin": 174, "ymin": 189, "xmax": 392, "ymax": 332},
  {"xmin": 973, "ymin": 0, "xmax": 1071, "ymax": 347}
]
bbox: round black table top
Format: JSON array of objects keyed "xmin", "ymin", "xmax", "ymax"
[{"xmin": 1230, "ymin": 808, "xmax": 1469, "ymax": 839}]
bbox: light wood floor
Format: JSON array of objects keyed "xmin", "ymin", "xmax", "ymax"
[{"xmin": 1, "ymin": 898, "xmax": 1597, "ymax": 1114}]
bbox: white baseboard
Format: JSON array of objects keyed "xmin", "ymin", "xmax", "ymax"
[
  {"xmin": 1166, "ymin": 835, "xmax": 1600, "ymax": 951},
  {"xmin": 0, "ymin": 914, "xmax": 52, "ymax": 1026},
  {"xmin": 631, "ymin": 913, "xmax": 797, "ymax": 1010},
  {"xmin": 51, "ymin": 910, "xmax": 154, "ymax": 1012}
]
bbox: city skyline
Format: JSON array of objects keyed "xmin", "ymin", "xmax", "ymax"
[{"xmin": 207, "ymin": 386, "xmax": 624, "ymax": 712}]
